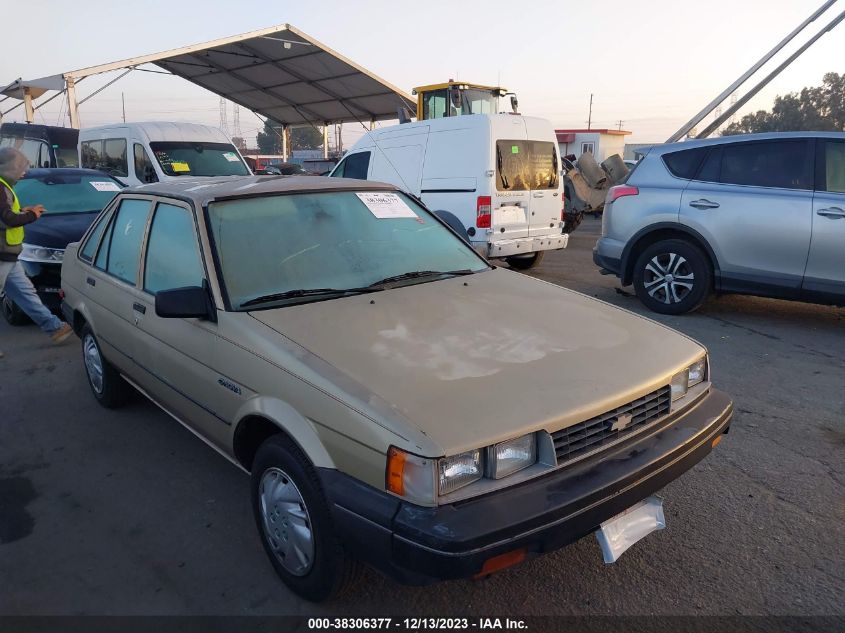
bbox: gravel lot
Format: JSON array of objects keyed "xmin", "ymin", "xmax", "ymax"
[{"xmin": 1, "ymin": 217, "xmax": 842, "ymax": 616}]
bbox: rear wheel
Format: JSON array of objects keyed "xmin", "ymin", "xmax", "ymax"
[
  {"xmin": 252, "ymin": 435, "xmax": 361, "ymax": 601},
  {"xmin": 632, "ymin": 239, "xmax": 711, "ymax": 314},
  {"xmin": 1, "ymin": 292, "xmax": 30, "ymax": 326},
  {"xmin": 81, "ymin": 324, "xmax": 131, "ymax": 408},
  {"xmin": 506, "ymin": 250, "xmax": 545, "ymax": 270}
]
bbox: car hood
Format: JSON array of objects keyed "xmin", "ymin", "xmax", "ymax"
[
  {"xmin": 250, "ymin": 268, "xmax": 705, "ymax": 455},
  {"xmin": 23, "ymin": 212, "xmax": 98, "ymax": 249}
]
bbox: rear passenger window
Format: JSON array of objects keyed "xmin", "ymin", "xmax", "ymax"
[
  {"xmin": 496, "ymin": 141, "xmax": 530, "ymax": 191},
  {"xmin": 529, "ymin": 141, "xmax": 559, "ymax": 189},
  {"xmin": 332, "ymin": 152, "xmax": 370, "ymax": 180},
  {"xmin": 80, "ymin": 210, "xmax": 112, "ymax": 262},
  {"xmin": 721, "ymin": 140, "xmax": 811, "ymax": 190},
  {"xmin": 696, "ymin": 147, "xmax": 722, "ymax": 183},
  {"xmin": 144, "ymin": 203, "xmax": 205, "ymax": 293},
  {"xmin": 824, "ymin": 141, "xmax": 845, "ymax": 193},
  {"xmin": 662, "ymin": 147, "xmax": 708, "ymax": 179},
  {"xmin": 103, "ymin": 199, "xmax": 151, "ymax": 285}
]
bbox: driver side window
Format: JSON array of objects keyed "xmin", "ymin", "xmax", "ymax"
[{"xmin": 134, "ymin": 144, "xmax": 159, "ymax": 183}]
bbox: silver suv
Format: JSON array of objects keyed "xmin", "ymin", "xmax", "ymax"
[{"xmin": 594, "ymin": 132, "xmax": 845, "ymax": 314}]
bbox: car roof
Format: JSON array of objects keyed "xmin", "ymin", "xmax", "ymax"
[
  {"xmin": 651, "ymin": 131, "xmax": 845, "ymax": 155},
  {"xmin": 123, "ymin": 175, "xmax": 399, "ymax": 206}
]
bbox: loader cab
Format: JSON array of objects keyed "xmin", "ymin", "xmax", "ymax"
[{"xmin": 413, "ymin": 81, "xmax": 517, "ymax": 121}]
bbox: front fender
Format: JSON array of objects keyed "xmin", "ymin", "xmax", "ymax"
[{"xmin": 232, "ymin": 395, "xmax": 336, "ymax": 469}]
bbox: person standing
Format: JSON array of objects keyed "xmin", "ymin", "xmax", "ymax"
[{"xmin": 0, "ymin": 147, "xmax": 73, "ymax": 358}]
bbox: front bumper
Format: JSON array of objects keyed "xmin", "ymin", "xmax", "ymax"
[
  {"xmin": 18, "ymin": 261, "xmax": 63, "ymax": 311},
  {"xmin": 322, "ymin": 388, "xmax": 732, "ymax": 585}
]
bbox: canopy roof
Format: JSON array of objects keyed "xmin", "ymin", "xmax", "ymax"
[{"xmin": 60, "ymin": 24, "xmax": 415, "ymax": 127}]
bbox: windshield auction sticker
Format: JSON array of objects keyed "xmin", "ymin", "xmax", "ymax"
[
  {"xmin": 89, "ymin": 181, "xmax": 122, "ymax": 192},
  {"xmin": 355, "ymin": 192, "xmax": 418, "ymax": 219},
  {"xmin": 223, "ymin": 151, "xmax": 241, "ymax": 162}
]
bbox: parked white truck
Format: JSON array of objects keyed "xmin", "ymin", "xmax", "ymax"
[{"xmin": 331, "ymin": 82, "xmax": 567, "ymax": 269}]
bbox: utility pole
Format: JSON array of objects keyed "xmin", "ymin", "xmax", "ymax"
[
  {"xmin": 587, "ymin": 94, "xmax": 593, "ymax": 130},
  {"xmin": 616, "ymin": 119, "xmax": 624, "ymax": 131}
]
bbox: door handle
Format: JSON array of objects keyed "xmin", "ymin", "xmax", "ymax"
[
  {"xmin": 86, "ymin": 276, "xmax": 96, "ymax": 287},
  {"xmin": 532, "ymin": 192, "xmax": 545, "ymax": 198},
  {"xmin": 132, "ymin": 302, "xmax": 146, "ymax": 314},
  {"xmin": 689, "ymin": 199, "xmax": 720, "ymax": 210},
  {"xmin": 817, "ymin": 207, "xmax": 845, "ymax": 218}
]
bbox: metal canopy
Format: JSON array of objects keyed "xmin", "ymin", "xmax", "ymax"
[{"xmin": 63, "ymin": 24, "xmax": 415, "ymax": 128}]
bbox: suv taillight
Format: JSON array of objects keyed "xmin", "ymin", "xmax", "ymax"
[
  {"xmin": 607, "ymin": 185, "xmax": 639, "ymax": 204},
  {"xmin": 476, "ymin": 196, "xmax": 492, "ymax": 228}
]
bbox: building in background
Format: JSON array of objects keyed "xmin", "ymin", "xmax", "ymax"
[
  {"xmin": 624, "ymin": 143, "xmax": 660, "ymax": 160},
  {"xmin": 556, "ymin": 129, "xmax": 631, "ymax": 162}
]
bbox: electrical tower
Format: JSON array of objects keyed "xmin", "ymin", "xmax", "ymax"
[
  {"xmin": 219, "ymin": 97, "xmax": 228, "ymax": 135},
  {"xmin": 729, "ymin": 92, "xmax": 738, "ymax": 125},
  {"xmin": 232, "ymin": 105, "xmax": 242, "ymax": 138}
]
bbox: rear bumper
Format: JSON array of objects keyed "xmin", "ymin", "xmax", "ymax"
[
  {"xmin": 593, "ymin": 237, "xmax": 624, "ymax": 277},
  {"xmin": 485, "ymin": 233, "xmax": 568, "ymax": 258},
  {"xmin": 322, "ymin": 388, "xmax": 732, "ymax": 585}
]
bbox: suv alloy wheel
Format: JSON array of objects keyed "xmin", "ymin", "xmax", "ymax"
[{"xmin": 633, "ymin": 239, "xmax": 711, "ymax": 314}]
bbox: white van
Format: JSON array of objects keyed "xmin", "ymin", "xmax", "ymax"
[
  {"xmin": 330, "ymin": 114, "xmax": 568, "ymax": 268},
  {"xmin": 79, "ymin": 122, "xmax": 251, "ymax": 187}
]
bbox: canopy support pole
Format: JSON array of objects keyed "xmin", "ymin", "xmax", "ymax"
[
  {"xmin": 66, "ymin": 77, "xmax": 81, "ymax": 129},
  {"xmin": 323, "ymin": 123, "xmax": 329, "ymax": 159},
  {"xmin": 282, "ymin": 124, "xmax": 288, "ymax": 162}
]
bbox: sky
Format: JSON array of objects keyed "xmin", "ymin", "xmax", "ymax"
[{"xmin": 1, "ymin": 0, "xmax": 843, "ymax": 147}]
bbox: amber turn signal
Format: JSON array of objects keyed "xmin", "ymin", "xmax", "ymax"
[{"xmin": 386, "ymin": 446, "xmax": 406, "ymax": 496}]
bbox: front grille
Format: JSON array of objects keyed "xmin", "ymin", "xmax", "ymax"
[{"xmin": 552, "ymin": 385, "xmax": 672, "ymax": 465}]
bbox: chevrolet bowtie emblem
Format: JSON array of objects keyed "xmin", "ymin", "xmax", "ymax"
[{"xmin": 610, "ymin": 413, "xmax": 633, "ymax": 432}]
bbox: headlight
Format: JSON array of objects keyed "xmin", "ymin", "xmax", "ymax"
[
  {"xmin": 19, "ymin": 243, "xmax": 65, "ymax": 263},
  {"xmin": 438, "ymin": 449, "xmax": 482, "ymax": 495},
  {"xmin": 671, "ymin": 356, "xmax": 708, "ymax": 401},
  {"xmin": 488, "ymin": 433, "xmax": 537, "ymax": 479}
]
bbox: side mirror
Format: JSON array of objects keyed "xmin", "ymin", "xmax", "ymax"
[{"xmin": 155, "ymin": 282, "xmax": 216, "ymax": 322}]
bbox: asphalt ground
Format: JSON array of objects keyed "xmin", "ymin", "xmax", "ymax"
[{"xmin": 0, "ymin": 217, "xmax": 843, "ymax": 617}]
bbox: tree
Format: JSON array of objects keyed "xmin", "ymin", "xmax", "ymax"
[
  {"xmin": 255, "ymin": 121, "xmax": 324, "ymax": 154},
  {"xmin": 721, "ymin": 72, "xmax": 845, "ymax": 135},
  {"xmin": 291, "ymin": 126, "xmax": 324, "ymax": 150},
  {"xmin": 256, "ymin": 120, "xmax": 281, "ymax": 154}
]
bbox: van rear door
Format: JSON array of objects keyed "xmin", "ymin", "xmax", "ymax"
[
  {"xmin": 493, "ymin": 134, "xmax": 531, "ymax": 241},
  {"xmin": 524, "ymin": 118, "xmax": 563, "ymax": 237}
]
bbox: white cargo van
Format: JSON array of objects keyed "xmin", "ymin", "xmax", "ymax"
[
  {"xmin": 79, "ymin": 122, "xmax": 251, "ymax": 187},
  {"xmin": 330, "ymin": 114, "xmax": 567, "ymax": 268}
]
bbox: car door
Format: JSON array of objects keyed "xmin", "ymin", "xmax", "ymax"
[
  {"xmin": 802, "ymin": 138, "xmax": 845, "ymax": 301},
  {"xmin": 84, "ymin": 196, "xmax": 154, "ymax": 380},
  {"xmin": 679, "ymin": 138, "xmax": 814, "ymax": 297},
  {"xmin": 133, "ymin": 199, "xmax": 232, "ymax": 449}
]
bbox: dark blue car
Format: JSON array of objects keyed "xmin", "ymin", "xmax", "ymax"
[{"xmin": 2, "ymin": 168, "xmax": 124, "ymax": 324}]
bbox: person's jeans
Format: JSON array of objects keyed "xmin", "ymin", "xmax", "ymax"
[{"xmin": 3, "ymin": 262, "xmax": 64, "ymax": 334}]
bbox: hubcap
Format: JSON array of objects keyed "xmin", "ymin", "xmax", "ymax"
[
  {"xmin": 643, "ymin": 253, "xmax": 695, "ymax": 305},
  {"xmin": 259, "ymin": 467, "xmax": 314, "ymax": 576},
  {"xmin": 83, "ymin": 334, "xmax": 104, "ymax": 394}
]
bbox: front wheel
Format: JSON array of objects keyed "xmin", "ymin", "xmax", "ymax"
[
  {"xmin": 252, "ymin": 435, "xmax": 361, "ymax": 602},
  {"xmin": 1, "ymin": 292, "xmax": 30, "ymax": 326},
  {"xmin": 632, "ymin": 239, "xmax": 711, "ymax": 314},
  {"xmin": 506, "ymin": 250, "xmax": 545, "ymax": 270}
]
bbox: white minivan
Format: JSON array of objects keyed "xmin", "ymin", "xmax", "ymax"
[
  {"xmin": 79, "ymin": 122, "xmax": 251, "ymax": 187},
  {"xmin": 330, "ymin": 114, "xmax": 568, "ymax": 269}
]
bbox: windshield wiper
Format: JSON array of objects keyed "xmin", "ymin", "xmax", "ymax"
[
  {"xmin": 368, "ymin": 269, "xmax": 476, "ymax": 288},
  {"xmin": 240, "ymin": 286, "xmax": 382, "ymax": 309}
]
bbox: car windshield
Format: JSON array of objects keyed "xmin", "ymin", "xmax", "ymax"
[
  {"xmin": 208, "ymin": 191, "xmax": 488, "ymax": 310},
  {"xmin": 149, "ymin": 142, "xmax": 250, "ymax": 177},
  {"xmin": 15, "ymin": 173, "xmax": 123, "ymax": 214}
]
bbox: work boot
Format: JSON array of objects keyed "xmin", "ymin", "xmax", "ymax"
[{"xmin": 51, "ymin": 323, "xmax": 73, "ymax": 345}]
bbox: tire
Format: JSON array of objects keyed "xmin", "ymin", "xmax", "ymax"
[
  {"xmin": 1, "ymin": 292, "xmax": 30, "ymax": 326},
  {"xmin": 632, "ymin": 239, "xmax": 711, "ymax": 315},
  {"xmin": 81, "ymin": 324, "xmax": 131, "ymax": 408},
  {"xmin": 252, "ymin": 435, "xmax": 362, "ymax": 602},
  {"xmin": 506, "ymin": 250, "xmax": 545, "ymax": 270}
]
